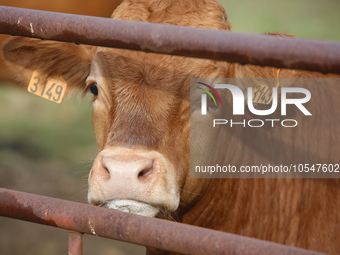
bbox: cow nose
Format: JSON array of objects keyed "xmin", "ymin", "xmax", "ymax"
[
  {"xmin": 88, "ymin": 149, "xmax": 163, "ymax": 205},
  {"xmin": 88, "ymin": 148, "xmax": 180, "ymax": 217},
  {"xmin": 101, "ymin": 156, "xmax": 154, "ymax": 180}
]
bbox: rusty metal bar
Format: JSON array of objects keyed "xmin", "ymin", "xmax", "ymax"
[
  {"xmin": 0, "ymin": 188, "xmax": 325, "ymax": 255},
  {"xmin": 68, "ymin": 231, "xmax": 83, "ymax": 255},
  {"xmin": 0, "ymin": 6, "xmax": 339, "ymax": 74}
]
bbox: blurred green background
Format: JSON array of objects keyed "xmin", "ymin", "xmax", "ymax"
[
  {"xmin": 222, "ymin": 0, "xmax": 340, "ymax": 41},
  {"xmin": 0, "ymin": 0, "xmax": 339, "ymax": 254}
]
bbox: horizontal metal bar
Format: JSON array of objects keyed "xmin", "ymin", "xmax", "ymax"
[
  {"xmin": 0, "ymin": 6, "xmax": 339, "ymax": 74},
  {"xmin": 0, "ymin": 188, "xmax": 325, "ymax": 255}
]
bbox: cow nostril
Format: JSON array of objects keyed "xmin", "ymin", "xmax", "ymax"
[
  {"xmin": 138, "ymin": 165, "xmax": 153, "ymax": 178},
  {"xmin": 103, "ymin": 166, "xmax": 110, "ymax": 175}
]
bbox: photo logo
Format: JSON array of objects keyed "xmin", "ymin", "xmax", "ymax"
[
  {"xmin": 196, "ymin": 82, "xmax": 222, "ymax": 115},
  {"xmin": 198, "ymin": 83, "xmax": 312, "ymax": 128}
]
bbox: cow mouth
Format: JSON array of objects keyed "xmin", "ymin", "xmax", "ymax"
[{"xmin": 97, "ymin": 199, "xmax": 160, "ymax": 217}]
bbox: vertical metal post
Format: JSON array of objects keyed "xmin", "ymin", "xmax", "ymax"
[{"xmin": 68, "ymin": 231, "xmax": 83, "ymax": 255}]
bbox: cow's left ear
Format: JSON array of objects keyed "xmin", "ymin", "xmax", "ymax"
[{"xmin": 1, "ymin": 37, "xmax": 93, "ymax": 92}]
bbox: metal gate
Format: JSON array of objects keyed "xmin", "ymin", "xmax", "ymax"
[{"xmin": 0, "ymin": 6, "xmax": 339, "ymax": 255}]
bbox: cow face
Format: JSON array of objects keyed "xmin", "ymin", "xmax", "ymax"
[
  {"xmin": 1, "ymin": 0, "xmax": 231, "ymax": 217},
  {"xmin": 86, "ymin": 47, "xmax": 192, "ymax": 217}
]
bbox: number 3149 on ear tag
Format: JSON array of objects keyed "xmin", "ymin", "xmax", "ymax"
[{"xmin": 28, "ymin": 70, "xmax": 67, "ymax": 104}]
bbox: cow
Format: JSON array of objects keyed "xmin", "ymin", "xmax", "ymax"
[
  {"xmin": 0, "ymin": 0, "xmax": 122, "ymax": 83},
  {"xmin": 2, "ymin": 0, "xmax": 340, "ymax": 255}
]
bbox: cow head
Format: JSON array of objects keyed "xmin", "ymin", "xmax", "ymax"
[{"xmin": 2, "ymin": 0, "xmax": 231, "ymax": 218}]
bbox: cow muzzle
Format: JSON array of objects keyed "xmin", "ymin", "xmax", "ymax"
[{"xmin": 88, "ymin": 147, "xmax": 179, "ymax": 217}]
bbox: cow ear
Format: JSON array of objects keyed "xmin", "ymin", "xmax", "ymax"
[{"xmin": 1, "ymin": 37, "xmax": 93, "ymax": 93}]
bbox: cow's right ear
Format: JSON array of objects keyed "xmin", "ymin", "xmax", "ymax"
[{"xmin": 1, "ymin": 37, "xmax": 93, "ymax": 92}]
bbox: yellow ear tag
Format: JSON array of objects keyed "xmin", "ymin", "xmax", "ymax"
[
  {"xmin": 28, "ymin": 70, "xmax": 67, "ymax": 104},
  {"xmin": 252, "ymin": 84, "xmax": 273, "ymax": 104}
]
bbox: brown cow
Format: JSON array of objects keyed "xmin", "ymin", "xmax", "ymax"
[
  {"xmin": 2, "ymin": 0, "xmax": 340, "ymax": 255},
  {"xmin": 0, "ymin": 0, "xmax": 122, "ymax": 82}
]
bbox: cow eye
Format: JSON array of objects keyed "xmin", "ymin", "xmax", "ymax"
[{"xmin": 89, "ymin": 83, "xmax": 99, "ymax": 96}]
